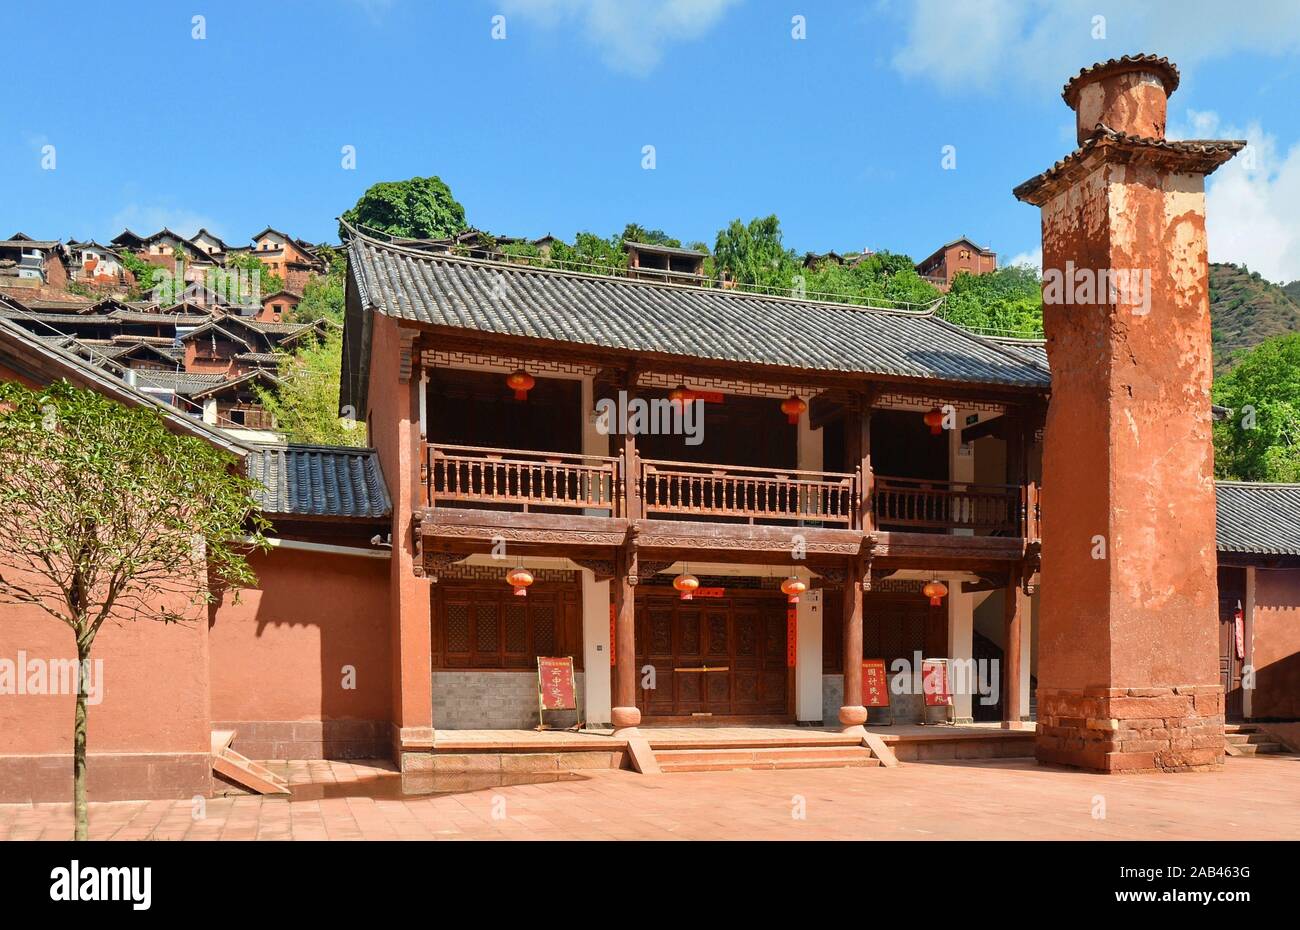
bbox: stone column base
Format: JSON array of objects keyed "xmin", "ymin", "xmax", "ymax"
[
  {"xmin": 838, "ymin": 705, "xmax": 868, "ymax": 728},
  {"xmin": 1036, "ymin": 686, "xmax": 1224, "ymax": 773},
  {"xmin": 611, "ymin": 706, "xmax": 641, "ymax": 729}
]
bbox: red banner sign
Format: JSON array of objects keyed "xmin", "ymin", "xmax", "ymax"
[
  {"xmin": 861, "ymin": 659, "xmax": 891, "ymax": 708},
  {"xmin": 694, "ymin": 587, "xmax": 726, "ymax": 598},
  {"xmin": 537, "ymin": 656, "xmax": 578, "ymax": 711},
  {"xmin": 922, "ymin": 658, "xmax": 952, "ymax": 707},
  {"xmin": 786, "ymin": 607, "xmax": 797, "ymax": 668},
  {"xmin": 609, "ymin": 605, "xmax": 616, "ymax": 666}
]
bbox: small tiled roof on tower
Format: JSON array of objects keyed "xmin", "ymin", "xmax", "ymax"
[{"xmin": 1061, "ymin": 54, "xmax": 1180, "ymax": 106}]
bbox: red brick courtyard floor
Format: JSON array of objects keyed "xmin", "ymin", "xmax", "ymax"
[{"xmin": 2, "ymin": 755, "xmax": 1297, "ymax": 841}]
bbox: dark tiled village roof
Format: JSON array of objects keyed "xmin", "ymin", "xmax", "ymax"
[
  {"xmin": 246, "ymin": 444, "xmax": 390, "ymax": 519},
  {"xmin": 347, "ymin": 234, "xmax": 1050, "ymax": 389},
  {"xmin": 1216, "ymin": 482, "xmax": 1300, "ymax": 557}
]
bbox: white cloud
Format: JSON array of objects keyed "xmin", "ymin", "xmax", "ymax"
[
  {"xmin": 890, "ymin": 0, "xmax": 1300, "ymax": 95},
  {"xmin": 1169, "ymin": 110, "xmax": 1300, "ymax": 284},
  {"xmin": 108, "ymin": 204, "xmax": 223, "ymax": 241},
  {"xmin": 499, "ymin": 0, "xmax": 742, "ymax": 76},
  {"xmin": 1004, "ymin": 248, "xmax": 1042, "ymax": 272}
]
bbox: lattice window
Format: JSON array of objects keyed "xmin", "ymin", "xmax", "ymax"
[
  {"xmin": 446, "ymin": 604, "xmax": 470, "ymax": 654},
  {"xmin": 504, "ymin": 604, "xmax": 527, "ymax": 654},
  {"xmin": 532, "ymin": 605, "xmax": 556, "ymax": 656},
  {"xmin": 475, "ymin": 604, "xmax": 499, "ymax": 653}
]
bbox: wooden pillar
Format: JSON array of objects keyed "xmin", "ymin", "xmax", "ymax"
[
  {"xmin": 611, "ymin": 546, "xmax": 640, "ymax": 731},
  {"xmin": 1003, "ymin": 575, "xmax": 1026, "ymax": 727},
  {"xmin": 1005, "ymin": 410, "xmax": 1027, "ymax": 536},
  {"xmin": 839, "ymin": 555, "xmax": 867, "ymax": 729},
  {"xmin": 846, "ymin": 393, "xmax": 874, "ymax": 531}
]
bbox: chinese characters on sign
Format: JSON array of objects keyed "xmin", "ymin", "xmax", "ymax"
[
  {"xmin": 537, "ymin": 657, "xmax": 577, "ymax": 711},
  {"xmin": 922, "ymin": 658, "xmax": 953, "ymax": 707},
  {"xmin": 861, "ymin": 659, "xmax": 891, "ymax": 708},
  {"xmin": 786, "ymin": 607, "xmax": 797, "ymax": 668}
]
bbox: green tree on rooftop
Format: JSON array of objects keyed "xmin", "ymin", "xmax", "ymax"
[{"xmin": 341, "ymin": 176, "xmax": 468, "ymax": 241}]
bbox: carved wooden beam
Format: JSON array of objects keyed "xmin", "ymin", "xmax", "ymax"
[
  {"xmin": 570, "ymin": 557, "xmax": 615, "ymax": 582},
  {"xmin": 423, "ymin": 552, "xmax": 469, "ymax": 583}
]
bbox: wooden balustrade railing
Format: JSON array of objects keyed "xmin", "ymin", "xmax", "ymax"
[
  {"xmin": 425, "ymin": 444, "xmax": 621, "ymax": 515},
  {"xmin": 639, "ymin": 458, "xmax": 858, "ymax": 526},
  {"xmin": 872, "ymin": 474, "xmax": 1022, "ymax": 535},
  {"xmin": 423, "ymin": 443, "xmax": 1037, "ymax": 537}
]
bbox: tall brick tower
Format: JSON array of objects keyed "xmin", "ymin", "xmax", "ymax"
[{"xmin": 1014, "ymin": 55, "xmax": 1244, "ymax": 773}]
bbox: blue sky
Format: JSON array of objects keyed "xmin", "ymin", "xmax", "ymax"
[{"xmin": 6, "ymin": 1, "xmax": 1300, "ymax": 280}]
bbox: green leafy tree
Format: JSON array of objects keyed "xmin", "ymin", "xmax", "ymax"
[
  {"xmin": 255, "ymin": 329, "xmax": 366, "ymax": 446},
  {"xmin": 118, "ymin": 250, "xmax": 162, "ymax": 301},
  {"xmin": 1213, "ymin": 333, "xmax": 1300, "ymax": 481},
  {"xmin": 0, "ymin": 380, "xmax": 267, "ymax": 839},
  {"xmin": 341, "ymin": 176, "xmax": 468, "ymax": 241},
  {"xmin": 292, "ymin": 271, "xmax": 345, "ymax": 325},
  {"xmin": 713, "ymin": 215, "xmax": 797, "ymax": 291},
  {"xmin": 208, "ymin": 252, "xmax": 285, "ymax": 307},
  {"xmin": 941, "ymin": 265, "xmax": 1044, "ymax": 336}
]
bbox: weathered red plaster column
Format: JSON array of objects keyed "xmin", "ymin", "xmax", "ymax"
[
  {"xmin": 1014, "ymin": 55, "xmax": 1243, "ymax": 772},
  {"xmin": 610, "ymin": 547, "xmax": 640, "ymax": 732},
  {"xmin": 839, "ymin": 555, "xmax": 867, "ymax": 731}
]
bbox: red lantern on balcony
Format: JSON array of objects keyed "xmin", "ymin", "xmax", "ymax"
[
  {"xmin": 923, "ymin": 407, "xmax": 945, "ymax": 435},
  {"xmin": 673, "ymin": 571, "xmax": 700, "ymax": 600},
  {"xmin": 668, "ymin": 383, "xmax": 689, "ymax": 407},
  {"xmin": 922, "ymin": 579, "xmax": 948, "ymax": 608},
  {"xmin": 506, "ymin": 369, "xmax": 536, "ymax": 401},
  {"xmin": 780, "ymin": 576, "xmax": 807, "ymax": 604},
  {"xmin": 506, "ymin": 566, "xmax": 534, "ymax": 597},
  {"xmin": 780, "ymin": 395, "xmax": 807, "ymax": 425}
]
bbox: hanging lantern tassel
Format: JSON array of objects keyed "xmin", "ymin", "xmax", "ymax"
[
  {"xmin": 506, "ymin": 369, "xmax": 536, "ymax": 401},
  {"xmin": 780, "ymin": 395, "xmax": 807, "ymax": 425},
  {"xmin": 922, "ymin": 579, "xmax": 948, "ymax": 608},
  {"xmin": 780, "ymin": 575, "xmax": 807, "ymax": 604},
  {"xmin": 923, "ymin": 407, "xmax": 945, "ymax": 435},
  {"xmin": 673, "ymin": 571, "xmax": 700, "ymax": 601},
  {"xmin": 507, "ymin": 566, "xmax": 534, "ymax": 597}
]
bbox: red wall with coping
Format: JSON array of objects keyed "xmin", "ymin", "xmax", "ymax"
[
  {"xmin": 208, "ymin": 545, "xmax": 392, "ymax": 757},
  {"xmin": 1252, "ymin": 568, "xmax": 1300, "ymax": 719}
]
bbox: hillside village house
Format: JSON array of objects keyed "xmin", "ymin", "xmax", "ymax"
[
  {"xmin": 2, "ymin": 54, "xmax": 1299, "ymax": 803},
  {"xmin": 914, "ymin": 237, "xmax": 998, "ymax": 291}
]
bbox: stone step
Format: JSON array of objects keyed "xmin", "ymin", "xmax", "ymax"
[
  {"xmin": 656, "ymin": 745, "xmax": 881, "ymax": 773},
  {"xmin": 1225, "ymin": 732, "xmax": 1275, "ymax": 745},
  {"xmin": 1233, "ymin": 742, "xmax": 1287, "ymax": 756}
]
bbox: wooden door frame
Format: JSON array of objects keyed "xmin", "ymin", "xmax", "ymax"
[{"xmin": 631, "ymin": 586, "xmax": 795, "ymax": 723}]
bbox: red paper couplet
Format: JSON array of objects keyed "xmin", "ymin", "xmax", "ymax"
[{"xmin": 861, "ymin": 659, "xmax": 891, "ymax": 708}]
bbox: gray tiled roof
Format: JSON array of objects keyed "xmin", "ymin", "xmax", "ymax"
[
  {"xmin": 128, "ymin": 370, "xmax": 226, "ymax": 396},
  {"xmin": 246, "ymin": 444, "xmax": 390, "ymax": 519},
  {"xmin": 1216, "ymin": 482, "xmax": 1300, "ymax": 556},
  {"xmin": 348, "ymin": 235, "xmax": 1051, "ymax": 389},
  {"xmin": 990, "ymin": 337, "xmax": 1049, "ymax": 370}
]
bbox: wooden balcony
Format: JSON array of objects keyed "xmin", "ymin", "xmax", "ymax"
[
  {"xmin": 423, "ymin": 444, "xmax": 1034, "ymax": 538},
  {"xmin": 426, "ymin": 443, "xmax": 621, "ymax": 515},
  {"xmin": 872, "ymin": 475, "xmax": 1028, "ymax": 536},
  {"xmin": 641, "ymin": 458, "xmax": 857, "ymax": 526}
]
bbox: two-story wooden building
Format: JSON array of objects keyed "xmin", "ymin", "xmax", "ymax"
[{"xmin": 340, "ymin": 227, "xmax": 1049, "ymax": 761}]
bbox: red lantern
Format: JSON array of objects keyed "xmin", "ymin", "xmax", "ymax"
[
  {"xmin": 507, "ymin": 566, "xmax": 534, "ymax": 597},
  {"xmin": 780, "ymin": 576, "xmax": 807, "ymax": 604},
  {"xmin": 922, "ymin": 580, "xmax": 948, "ymax": 608},
  {"xmin": 506, "ymin": 369, "xmax": 535, "ymax": 401},
  {"xmin": 780, "ymin": 395, "xmax": 807, "ymax": 425},
  {"xmin": 673, "ymin": 571, "xmax": 700, "ymax": 600},
  {"xmin": 923, "ymin": 407, "xmax": 945, "ymax": 435},
  {"xmin": 668, "ymin": 384, "xmax": 689, "ymax": 406}
]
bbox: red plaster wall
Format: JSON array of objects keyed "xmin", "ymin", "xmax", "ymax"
[
  {"xmin": 0, "ymin": 583, "xmax": 211, "ymax": 756},
  {"xmin": 1252, "ymin": 568, "xmax": 1300, "ymax": 719},
  {"xmin": 208, "ymin": 546, "xmax": 391, "ymax": 725}
]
